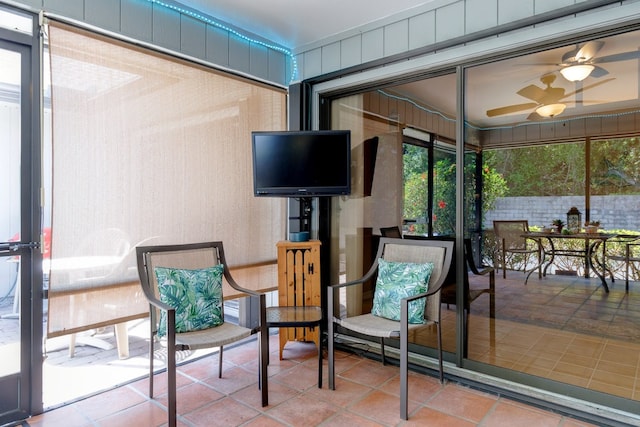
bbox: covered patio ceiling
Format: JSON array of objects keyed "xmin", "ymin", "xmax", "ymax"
[
  {"xmin": 177, "ymin": 1, "xmax": 639, "ymax": 132},
  {"xmin": 389, "ymin": 29, "xmax": 640, "ymax": 130}
]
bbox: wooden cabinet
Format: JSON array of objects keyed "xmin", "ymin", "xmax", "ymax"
[{"xmin": 276, "ymin": 240, "xmax": 321, "ymax": 359}]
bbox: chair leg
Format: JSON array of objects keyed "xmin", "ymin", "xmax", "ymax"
[
  {"xmin": 317, "ymin": 333, "xmax": 323, "ymax": 388},
  {"xmin": 537, "ymin": 247, "xmax": 542, "ymax": 278},
  {"xmin": 328, "ymin": 320, "xmax": 335, "ymax": 390},
  {"xmin": 328, "ymin": 287, "xmax": 336, "ymax": 391},
  {"xmin": 437, "ymin": 321, "xmax": 443, "ymax": 383},
  {"xmin": 259, "ymin": 322, "xmax": 269, "ymax": 407},
  {"xmin": 218, "ymin": 346, "xmax": 223, "ymax": 378},
  {"xmin": 490, "ymin": 270, "xmax": 497, "ymax": 316},
  {"xmin": 380, "ymin": 338, "xmax": 386, "ymax": 365},
  {"xmin": 625, "ymin": 248, "xmax": 630, "ymax": 293},
  {"xmin": 400, "ymin": 329, "xmax": 409, "ymax": 420},
  {"xmin": 167, "ymin": 312, "xmax": 177, "ymax": 427},
  {"xmin": 148, "ymin": 318, "xmax": 154, "ymax": 398}
]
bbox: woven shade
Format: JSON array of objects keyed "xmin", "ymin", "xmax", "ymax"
[{"xmin": 47, "ymin": 23, "xmax": 286, "ymax": 337}]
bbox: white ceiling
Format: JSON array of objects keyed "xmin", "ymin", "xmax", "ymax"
[{"xmin": 178, "ymin": 1, "xmax": 640, "ymax": 129}]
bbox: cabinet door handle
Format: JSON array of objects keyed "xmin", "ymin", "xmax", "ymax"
[{"xmin": 308, "ymin": 263, "xmax": 314, "ymax": 275}]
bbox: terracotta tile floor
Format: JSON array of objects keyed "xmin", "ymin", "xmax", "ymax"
[
  {"xmin": 458, "ymin": 272, "xmax": 640, "ymax": 401},
  {"xmin": 27, "ymin": 334, "xmax": 602, "ymax": 427},
  {"xmin": 3, "ymin": 273, "xmax": 639, "ymax": 425}
]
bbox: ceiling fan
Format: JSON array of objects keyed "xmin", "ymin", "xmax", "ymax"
[
  {"xmin": 485, "ymin": 73, "xmax": 613, "ymax": 119},
  {"xmin": 537, "ymin": 40, "xmax": 640, "ymax": 82}
]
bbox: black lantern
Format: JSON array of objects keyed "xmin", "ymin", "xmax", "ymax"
[{"xmin": 566, "ymin": 207, "xmax": 582, "ymax": 232}]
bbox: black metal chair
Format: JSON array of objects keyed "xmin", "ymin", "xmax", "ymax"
[
  {"xmin": 493, "ymin": 220, "xmax": 541, "ymax": 279},
  {"xmin": 607, "ymin": 234, "xmax": 640, "ymax": 292},
  {"xmin": 327, "ymin": 238, "xmax": 453, "ymax": 420},
  {"xmin": 380, "ymin": 225, "xmax": 403, "ymax": 238},
  {"xmin": 136, "ymin": 241, "xmax": 268, "ymax": 427}
]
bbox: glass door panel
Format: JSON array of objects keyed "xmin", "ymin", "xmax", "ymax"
[{"xmin": 0, "ymin": 43, "xmax": 26, "ymax": 423}]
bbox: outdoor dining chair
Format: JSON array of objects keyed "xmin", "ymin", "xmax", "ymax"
[
  {"xmin": 136, "ymin": 241, "xmax": 268, "ymax": 427},
  {"xmin": 327, "ymin": 237, "xmax": 453, "ymax": 420},
  {"xmin": 493, "ymin": 220, "xmax": 541, "ymax": 280}
]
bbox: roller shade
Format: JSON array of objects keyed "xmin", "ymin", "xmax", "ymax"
[{"xmin": 47, "ymin": 23, "xmax": 286, "ymax": 337}]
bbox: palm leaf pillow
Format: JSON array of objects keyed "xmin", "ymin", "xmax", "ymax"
[
  {"xmin": 371, "ymin": 258, "xmax": 434, "ymax": 324},
  {"xmin": 154, "ymin": 265, "xmax": 224, "ymax": 336}
]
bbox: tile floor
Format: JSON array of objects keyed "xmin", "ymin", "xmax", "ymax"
[
  {"xmin": 3, "ymin": 272, "xmax": 640, "ymax": 425},
  {"xmin": 460, "ymin": 272, "xmax": 640, "ymax": 401},
  {"xmin": 27, "ymin": 334, "xmax": 602, "ymax": 427}
]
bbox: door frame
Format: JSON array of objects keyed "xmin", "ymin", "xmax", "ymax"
[{"xmin": 0, "ymin": 4, "xmax": 44, "ymax": 424}]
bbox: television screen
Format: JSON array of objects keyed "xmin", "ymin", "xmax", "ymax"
[{"xmin": 252, "ymin": 130, "xmax": 351, "ymax": 197}]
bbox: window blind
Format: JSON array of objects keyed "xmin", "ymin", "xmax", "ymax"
[{"xmin": 47, "ymin": 23, "xmax": 286, "ymax": 337}]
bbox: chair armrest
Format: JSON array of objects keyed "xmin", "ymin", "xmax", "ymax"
[
  {"xmin": 468, "ymin": 263, "xmax": 494, "ymax": 277},
  {"xmin": 222, "ymin": 269, "xmax": 266, "ymax": 333},
  {"xmin": 399, "ymin": 289, "xmax": 439, "ymax": 328},
  {"xmin": 402, "ymin": 288, "xmax": 438, "ymax": 302},
  {"xmin": 327, "ymin": 260, "xmax": 379, "ymax": 295},
  {"xmin": 328, "ymin": 277, "xmax": 368, "ymax": 290},
  {"xmin": 144, "ymin": 293, "xmax": 175, "ymax": 313},
  {"xmin": 464, "ymin": 240, "xmax": 495, "ymax": 276},
  {"xmin": 223, "ymin": 269, "xmax": 263, "ymax": 299},
  {"xmin": 327, "ymin": 277, "xmax": 369, "ymax": 307}
]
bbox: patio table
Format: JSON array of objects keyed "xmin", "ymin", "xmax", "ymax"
[
  {"xmin": 521, "ymin": 232, "xmax": 617, "ymax": 292},
  {"xmin": 260, "ymin": 305, "xmax": 323, "ymax": 406}
]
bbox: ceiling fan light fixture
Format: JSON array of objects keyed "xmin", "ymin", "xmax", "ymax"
[
  {"xmin": 560, "ymin": 64, "xmax": 595, "ymax": 81},
  {"xmin": 536, "ymin": 103, "xmax": 566, "ymax": 118}
]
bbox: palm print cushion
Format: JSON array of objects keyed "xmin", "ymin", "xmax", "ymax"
[
  {"xmin": 371, "ymin": 258, "xmax": 434, "ymax": 324},
  {"xmin": 154, "ymin": 264, "xmax": 224, "ymax": 337}
]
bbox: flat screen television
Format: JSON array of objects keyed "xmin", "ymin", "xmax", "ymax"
[{"xmin": 251, "ymin": 130, "xmax": 351, "ymax": 197}]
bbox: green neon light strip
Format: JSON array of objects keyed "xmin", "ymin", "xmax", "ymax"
[{"xmin": 145, "ymin": 0, "xmax": 297, "ymax": 82}]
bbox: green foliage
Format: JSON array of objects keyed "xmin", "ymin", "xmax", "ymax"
[
  {"xmin": 484, "ymin": 138, "xmax": 640, "ymax": 197},
  {"xmin": 432, "ymin": 159, "xmax": 456, "ymax": 235},
  {"xmin": 590, "ymin": 138, "xmax": 640, "ymax": 195},
  {"xmin": 402, "ymin": 144, "xmax": 428, "ymax": 181},
  {"xmin": 481, "ymin": 162, "xmax": 508, "ymax": 214},
  {"xmin": 403, "ymin": 147, "xmax": 507, "ymax": 236},
  {"xmin": 404, "ymin": 171, "xmax": 428, "ymax": 234},
  {"xmin": 484, "ymin": 144, "xmax": 585, "ymax": 196}
]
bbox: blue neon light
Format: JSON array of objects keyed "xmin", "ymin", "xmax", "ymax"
[{"xmin": 144, "ymin": 0, "xmax": 297, "ymax": 82}]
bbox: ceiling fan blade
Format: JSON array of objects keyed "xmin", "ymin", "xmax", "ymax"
[
  {"xmin": 593, "ymin": 50, "xmax": 640, "ymax": 64},
  {"xmin": 561, "ymin": 41, "xmax": 604, "ymax": 63},
  {"xmin": 562, "ymin": 78, "xmax": 615, "ymax": 98},
  {"xmin": 574, "ymin": 41, "xmax": 604, "ymax": 62},
  {"xmin": 527, "ymin": 111, "xmax": 543, "ymax": 121},
  {"xmin": 589, "ymin": 65, "xmax": 609, "ymax": 78},
  {"xmin": 486, "ymin": 102, "xmax": 538, "ymax": 117},
  {"xmin": 516, "ymin": 84, "xmax": 548, "ymax": 102},
  {"xmin": 561, "ymin": 46, "xmax": 581, "ymax": 64}
]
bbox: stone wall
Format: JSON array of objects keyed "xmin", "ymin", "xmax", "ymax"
[{"xmin": 484, "ymin": 195, "xmax": 640, "ymax": 232}]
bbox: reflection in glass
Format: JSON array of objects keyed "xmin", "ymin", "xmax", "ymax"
[{"xmin": 466, "ymin": 31, "xmax": 640, "ymax": 403}]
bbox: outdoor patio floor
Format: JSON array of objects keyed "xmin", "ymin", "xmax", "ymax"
[
  {"xmin": 28, "ymin": 335, "xmax": 605, "ymax": 427},
  {"xmin": 1, "ymin": 273, "xmax": 640, "ymax": 425}
]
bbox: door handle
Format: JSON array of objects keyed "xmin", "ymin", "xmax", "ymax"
[{"xmin": 0, "ymin": 241, "xmax": 40, "ymax": 254}]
